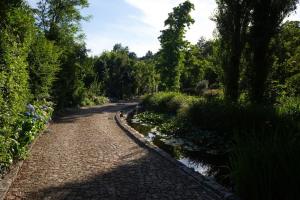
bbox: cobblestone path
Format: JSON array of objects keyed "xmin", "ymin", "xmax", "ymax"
[{"xmin": 5, "ymin": 103, "xmax": 220, "ymax": 200}]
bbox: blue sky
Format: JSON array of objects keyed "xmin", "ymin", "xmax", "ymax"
[{"xmin": 28, "ymin": 0, "xmax": 300, "ymax": 57}]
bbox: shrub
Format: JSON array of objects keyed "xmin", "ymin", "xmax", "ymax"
[
  {"xmin": 93, "ymin": 96, "xmax": 109, "ymax": 105},
  {"xmin": 0, "ymin": 7, "xmax": 35, "ymax": 148},
  {"xmin": 0, "ymin": 101, "xmax": 53, "ymax": 172},
  {"xmin": 80, "ymin": 96, "xmax": 109, "ymax": 106},
  {"xmin": 142, "ymin": 92, "xmax": 300, "ymax": 135},
  {"xmin": 142, "ymin": 92, "xmax": 198, "ymax": 114},
  {"xmin": 286, "ymin": 73, "xmax": 300, "ymax": 96}
]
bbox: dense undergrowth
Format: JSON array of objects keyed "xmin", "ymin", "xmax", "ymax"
[
  {"xmin": 140, "ymin": 92, "xmax": 300, "ymax": 200},
  {"xmin": 80, "ymin": 96, "xmax": 109, "ymax": 107},
  {"xmin": 0, "ymin": 101, "xmax": 53, "ymax": 173}
]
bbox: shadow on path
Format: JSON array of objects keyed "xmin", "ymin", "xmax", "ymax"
[{"xmin": 25, "ymin": 153, "xmax": 210, "ymax": 200}]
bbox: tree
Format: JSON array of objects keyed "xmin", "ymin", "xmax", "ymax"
[
  {"xmin": 247, "ymin": 0, "xmax": 299, "ymax": 103},
  {"xmin": 36, "ymin": 0, "xmax": 90, "ymax": 107},
  {"xmin": 94, "ymin": 44, "xmax": 136, "ymax": 99},
  {"xmin": 0, "ymin": 0, "xmax": 24, "ymax": 23},
  {"xmin": 215, "ymin": 0, "xmax": 252, "ymax": 102},
  {"xmin": 28, "ymin": 32, "xmax": 61, "ymax": 100},
  {"xmin": 181, "ymin": 44, "xmax": 204, "ymax": 91},
  {"xmin": 158, "ymin": 0, "xmax": 194, "ymax": 91},
  {"xmin": 132, "ymin": 60, "xmax": 159, "ymax": 95},
  {"xmin": 268, "ymin": 21, "xmax": 300, "ymax": 97},
  {"xmin": 36, "ymin": 0, "xmax": 89, "ymax": 44}
]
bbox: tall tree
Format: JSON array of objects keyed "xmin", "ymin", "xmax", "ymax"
[
  {"xmin": 28, "ymin": 32, "xmax": 61, "ymax": 100},
  {"xmin": 271, "ymin": 21, "xmax": 300, "ymax": 97},
  {"xmin": 181, "ymin": 44, "xmax": 204, "ymax": 91},
  {"xmin": 158, "ymin": 0, "xmax": 194, "ymax": 91},
  {"xmin": 248, "ymin": 0, "xmax": 299, "ymax": 103},
  {"xmin": 132, "ymin": 60, "xmax": 159, "ymax": 95},
  {"xmin": 36, "ymin": 0, "xmax": 90, "ymax": 107},
  {"xmin": 215, "ymin": 0, "xmax": 252, "ymax": 102},
  {"xmin": 0, "ymin": 0, "xmax": 24, "ymax": 23}
]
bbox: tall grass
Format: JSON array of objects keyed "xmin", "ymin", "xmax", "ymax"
[{"xmin": 231, "ymin": 129, "xmax": 300, "ymax": 200}]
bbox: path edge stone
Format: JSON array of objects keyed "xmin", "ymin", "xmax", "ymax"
[{"xmin": 115, "ymin": 109, "xmax": 239, "ymax": 200}]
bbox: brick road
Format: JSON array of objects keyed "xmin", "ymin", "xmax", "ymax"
[{"xmin": 5, "ymin": 103, "xmax": 220, "ymax": 200}]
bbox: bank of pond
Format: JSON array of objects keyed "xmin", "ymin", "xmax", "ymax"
[{"xmin": 127, "ymin": 92, "xmax": 300, "ymax": 200}]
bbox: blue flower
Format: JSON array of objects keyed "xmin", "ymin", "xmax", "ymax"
[
  {"xmin": 41, "ymin": 105, "xmax": 49, "ymax": 111},
  {"xmin": 26, "ymin": 104, "xmax": 35, "ymax": 113},
  {"xmin": 25, "ymin": 112, "xmax": 31, "ymax": 116},
  {"xmin": 33, "ymin": 113, "xmax": 41, "ymax": 121}
]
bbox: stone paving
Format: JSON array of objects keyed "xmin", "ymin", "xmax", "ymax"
[{"xmin": 5, "ymin": 103, "xmax": 221, "ymax": 200}]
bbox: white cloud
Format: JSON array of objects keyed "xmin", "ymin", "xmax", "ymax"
[
  {"xmin": 124, "ymin": 0, "xmax": 300, "ymax": 56},
  {"xmin": 27, "ymin": 0, "xmax": 300, "ymax": 57},
  {"xmin": 124, "ymin": 0, "xmax": 217, "ymax": 43},
  {"xmin": 287, "ymin": 4, "xmax": 300, "ymax": 21}
]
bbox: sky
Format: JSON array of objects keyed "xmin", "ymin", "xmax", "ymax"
[{"xmin": 28, "ymin": 0, "xmax": 300, "ymax": 57}]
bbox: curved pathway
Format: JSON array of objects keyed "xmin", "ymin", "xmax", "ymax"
[{"xmin": 5, "ymin": 103, "xmax": 220, "ymax": 200}]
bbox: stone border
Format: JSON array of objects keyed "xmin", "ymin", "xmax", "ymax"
[
  {"xmin": 115, "ymin": 109, "xmax": 239, "ymax": 200},
  {"xmin": 0, "ymin": 124, "xmax": 51, "ymax": 200}
]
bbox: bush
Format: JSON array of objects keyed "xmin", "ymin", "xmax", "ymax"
[
  {"xmin": 0, "ymin": 7, "xmax": 35, "ymax": 155},
  {"xmin": 142, "ymin": 92, "xmax": 198, "ymax": 114},
  {"xmin": 286, "ymin": 73, "xmax": 300, "ymax": 96},
  {"xmin": 94, "ymin": 96, "xmax": 109, "ymax": 105},
  {"xmin": 142, "ymin": 93, "xmax": 300, "ymax": 135},
  {"xmin": 80, "ymin": 96, "xmax": 109, "ymax": 106},
  {"xmin": 0, "ymin": 101, "xmax": 53, "ymax": 172}
]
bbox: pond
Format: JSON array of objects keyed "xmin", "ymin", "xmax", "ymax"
[{"xmin": 127, "ymin": 111, "xmax": 232, "ymax": 188}]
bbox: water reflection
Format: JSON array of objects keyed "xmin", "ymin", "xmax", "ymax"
[
  {"xmin": 129, "ymin": 118, "xmax": 231, "ymax": 182},
  {"xmin": 178, "ymin": 157, "xmax": 210, "ymax": 175}
]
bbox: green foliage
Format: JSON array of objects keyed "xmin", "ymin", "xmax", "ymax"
[
  {"xmin": 187, "ymin": 96, "xmax": 300, "ymax": 135},
  {"xmin": 37, "ymin": 0, "xmax": 89, "ymax": 44},
  {"xmin": 247, "ymin": 0, "xmax": 299, "ymax": 103},
  {"xmin": 0, "ymin": 6, "xmax": 35, "ymax": 138},
  {"xmin": 271, "ymin": 21, "xmax": 300, "ymax": 99},
  {"xmin": 36, "ymin": 0, "xmax": 92, "ymax": 108},
  {"xmin": 215, "ymin": 1, "xmax": 299, "ymax": 103},
  {"xmin": 181, "ymin": 45, "xmax": 205, "ymax": 91},
  {"xmin": 158, "ymin": 1, "xmax": 195, "ymax": 91},
  {"xmin": 94, "ymin": 45, "xmax": 135, "ymax": 99},
  {"xmin": 231, "ymin": 129, "xmax": 300, "ymax": 200},
  {"xmin": 93, "ymin": 96, "xmax": 109, "ymax": 105},
  {"xmin": 28, "ymin": 32, "xmax": 61, "ymax": 100},
  {"xmin": 142, "ymin": 92, "xmax": 198, "ymax": 114},
  {"xmin": 134, "ymin": 112, "xmax": 167, "ymax": 126},
  {"xmin": 0, "ymin": 102, "xmax": 53, "ymax": 171},
  {"xmin": 286, "ymin": 73, "xmax": 300, "ymax": 96},
  {"xmin": 94, "ymin": 44, "xmax": 159, "ymax": 99},
  {"xmin": 132, "ymin": 60, "xmax": 159, "ymax": 95},
  {"xmin": 80, "ymin": 96, "xmax": 109, "ymax": 106},
  {"xmin": 0, "ymin": 0, "xmax": 100, "ymax": 171},
  {"xmin": 215, "ymin": 0, "xmax": 252, "ymax": 102},
  {"xmin": 142, "ymin": 92, "xmax": 300, "ymax": 199}
]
